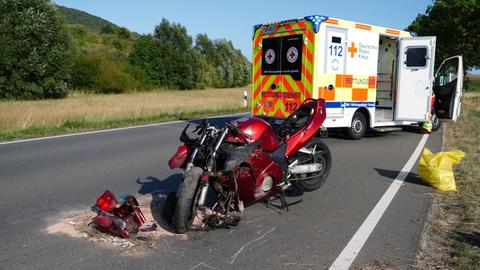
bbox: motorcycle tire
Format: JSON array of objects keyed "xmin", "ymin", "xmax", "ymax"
[
  {"xmin": 174, "ymin": 166, "xmax": 203, "ymax": 233},
  {"xmin": 291, "ymin": 139, "xmax": 332, "ymax": 192}
]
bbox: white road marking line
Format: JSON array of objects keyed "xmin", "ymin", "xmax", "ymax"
[
  {"xmin": 329, "ymin": 134, "xmax": 429, "ymax": 270},
  {"xmin": 0, "ymin": 112, "xmax": 249, "ymax": 146}
]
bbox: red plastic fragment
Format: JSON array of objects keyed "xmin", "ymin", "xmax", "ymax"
[
  {"xmin": 96, "ymin": 190, "xmax": 117, "ymax": 212},
  {"xmin": 92, "ymin": 191, "xmax": 145, "ymax": 238}
]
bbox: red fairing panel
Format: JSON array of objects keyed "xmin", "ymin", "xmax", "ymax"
[
  {"xmin": 224, "ymin": 117, "xmax": 280, "ymax": 152},
  {"xmin": 284, "ymin": 99, "xmax": 326, "ymax": 158},
  {"xmin": 235, "ymin": 149, "xmax": 284, "ymax": 205},
  {"xmin": 168, "ymin": 144, "xmax": 189, "ymax": 169}
]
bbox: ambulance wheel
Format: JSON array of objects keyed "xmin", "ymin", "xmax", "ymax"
[
  {"xmin": 345, "ymin": 112, "xmax": 367, "ymax": 140},
  {"xmin": 431, "ymin": 112, "xmax": 441, "ymax": 132}
]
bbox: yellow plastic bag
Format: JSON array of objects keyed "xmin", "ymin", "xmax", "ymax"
[{"xmin": 418, "ymin": 148, "xmax": 465, "ymax": 192}]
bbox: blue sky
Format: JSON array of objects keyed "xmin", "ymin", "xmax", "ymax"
[{"xmin": 55, "ymin": 0, "xmax": 434, "ymax": 61}]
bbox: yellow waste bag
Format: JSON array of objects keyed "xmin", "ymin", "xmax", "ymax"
[{"xmin": 418, "ymin": 148, "xmax": 465, "ymax": 192}]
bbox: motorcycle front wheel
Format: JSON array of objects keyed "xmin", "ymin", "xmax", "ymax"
[
  {"xmin": 291, "ymin": 139, "xmax": 332, "ymax": 191},
  {"xmin": 174, "ymin": 166, "xmax": 203, "ymax": 233}
]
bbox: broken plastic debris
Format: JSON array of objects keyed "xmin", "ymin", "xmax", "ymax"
[
  {"xmin": 140, "ymin": 223, "xmax": 158, "ymax": 232},
  {"xmin": 91, "ymin": 190, "xmax": 146, "ymax": 238}
]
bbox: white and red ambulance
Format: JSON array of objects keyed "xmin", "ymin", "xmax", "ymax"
[{"xmin": 251, "ymin": 15, "xmax": 463, "ymax": 139}]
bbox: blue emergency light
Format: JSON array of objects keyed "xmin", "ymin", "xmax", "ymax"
[{"xmin": 304, "ymin": 15, "xmax": 329, "ymax": 33}]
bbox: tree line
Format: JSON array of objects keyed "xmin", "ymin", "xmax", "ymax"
[
  {"xmin": 0, "ymin": 0, "xmax": 251, "ymax": 100},
  {"xmin": 2, "ymin": 0, "xmax": 479, "ymax": 100},
  {"xmin": 129, "ymin": 19, "xmax": 250, "ymax": 90}
]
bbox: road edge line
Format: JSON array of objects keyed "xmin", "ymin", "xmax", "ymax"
[
  {"xmin": 329, "ymin": 134, "xmax": 429, "ymax": 270},
  {"xmin": 0, "ymin": 112, "xmax": 249, "ymax": 146}
]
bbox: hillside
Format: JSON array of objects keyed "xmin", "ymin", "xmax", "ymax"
[
  {"xmin": 56, "ymin": 5, "xmax": 119, "ymax": 33},
  {"xmin": 55, "ymin": 4, "xmax": 249, "ymax": 93}
]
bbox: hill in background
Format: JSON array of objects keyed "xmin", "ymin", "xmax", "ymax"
[
  {"xmin": 56, "ymin": 5, "xmax": 118, "ymax": 33},
  {"xmin": 55, "ymin": 4, "xmax": 250, "ymax": 93}
]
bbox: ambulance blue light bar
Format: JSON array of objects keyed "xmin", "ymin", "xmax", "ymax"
[
  {"xmin": 252, "ymin": 24, "xmax": 262, "ymax": 40},
  {"xmin": 304, "ymin": 15, "xmax": 328, "ymax": 33}
]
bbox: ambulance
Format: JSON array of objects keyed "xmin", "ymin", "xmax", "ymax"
[{"xmin": 251, "ymin": 15, "xmax": 464, "ymax": 139}]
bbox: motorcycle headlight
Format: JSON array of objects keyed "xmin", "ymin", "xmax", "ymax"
[{"xmin": 261, "ymin": 175, "xmax": 273, "ymax": 192}]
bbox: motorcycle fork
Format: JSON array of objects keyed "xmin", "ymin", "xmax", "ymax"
[{"xmin": 197, "ymin": 175, "xmax": 210, "ymax": 207}]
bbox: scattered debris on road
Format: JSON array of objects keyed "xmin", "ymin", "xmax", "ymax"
[
  {"xmin": 90, "ymin": 190, "xmax": 146, "ymax": 238},
  {"xmin": 44, "ymin": 193, "xmax": 190, "ymax": 253},
  {"xmin": 140, "ymin": 223, "xmax": 158, "ymax": 232}
]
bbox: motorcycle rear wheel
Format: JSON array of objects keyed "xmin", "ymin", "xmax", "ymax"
[
  {"xmin": 174, "ymin": 166, "xmax": 203, "ymax": 233},
  {"xmin": 291, "ymin": 139, "xmax": 331, "ymax": 191}
]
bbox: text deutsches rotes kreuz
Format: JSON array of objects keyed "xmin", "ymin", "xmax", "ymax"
[{"xmin": 357, "ymin": 43, "xmax": 377, "ymax": 60}]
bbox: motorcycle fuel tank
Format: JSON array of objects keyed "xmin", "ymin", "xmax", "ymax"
[{"xmin": 225, "ymin": 116, "xmax": 280, "ymax": 152}]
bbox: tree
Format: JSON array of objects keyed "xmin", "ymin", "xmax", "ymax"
[
  {"xmin": 195, "ymin": 34, "xmax": 251, "ymax": 88},
  {"xmin": 130, "ymin": 19, "xmax": 250, "ymax": 90},
  {"xmin": 100, "ymin": 24, "xmax": 115, "ymax": 35},
  {"xmin": 0, "ymin": 0, "xmax": 75, "ymax": 99},
  {"xmin": 154, "ymin": 18, "xmax": 192, "ymax": 52},
  {"xmin": 407, "ymin": 0, "xmax": 480, "ymax": 71},
  {"xmin": 129, "ymin": 35, "xmax": 166, "ymax": 86},
  {"xmin": 116, "ymin": 27, "xmax": 131, "ymax": 40}
]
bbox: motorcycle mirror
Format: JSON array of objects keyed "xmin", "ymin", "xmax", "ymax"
[
  {"xmin": 180, "ymin": 124, "xmax": 191, "ymax": 143},
  {"xmin": 196, "ymin": 118, "xmax": 209, "ymax": 135}
]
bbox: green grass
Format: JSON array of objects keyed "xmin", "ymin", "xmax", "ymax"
[
  {"xmin": 468, "ymin": 76, "xmax": 480, "ymax": 92},
  {"xmin": 445, "ymin": 96, "xmax": 480, "ymax": 268},
  {"xmin": 0, "ymin": 106, "xmax": 247, "ymax": 141}
]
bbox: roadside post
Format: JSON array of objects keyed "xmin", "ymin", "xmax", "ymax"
[{"xmin": 243, "ymin": 90, "xmax": 248, "ymax": 108}]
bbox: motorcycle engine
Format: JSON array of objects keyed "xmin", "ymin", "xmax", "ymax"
[{"xmin": 222, "ymin": 144, "xmax": 256, "ymax": 171}]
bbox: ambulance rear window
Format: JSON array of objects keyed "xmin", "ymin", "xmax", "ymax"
[
  {"xmin": 332, "ymin": 36, "xmax": 341, "ymax": 44},
  {"xmin": 262, "ymin": 34, "xmax": 303, "ymax": 80},
  {"xmin": 405, "ymin": 47, "xmax": 427, "ymax": 68}
]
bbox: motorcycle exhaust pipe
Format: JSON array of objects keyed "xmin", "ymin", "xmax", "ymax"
[{"xmin": 289, "ymin": 163, "xmax": 323, "ymax": 174}]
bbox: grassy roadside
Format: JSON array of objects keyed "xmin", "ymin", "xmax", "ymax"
[
  {"xmin": 467, "ymin": 75, "xmax": 480, "ymax": 92},
  {"xmin": 0, "ymin": 87, "xmax": 249, "ymax": 141},
  {"xmin": 416, "ymin": 94, "xmax": 480, "ymax": 269},
  {"xmin": 0, "ymin": 107, "xmax": 247, "ymax": 141}
]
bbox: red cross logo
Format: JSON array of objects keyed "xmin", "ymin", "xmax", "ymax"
[
  {"xmin": 287, "ymin": 47, "xmax": 298, "ymax": 63},
  {"xmin": 289, "ymin": 50, "xmax": 296, "ymax": 60},
  {"xmin": 268, "ymin": 52, "xmax": 274, "ymax": 61},
  {"xmin": 348, "ymin": 42, "xmax": 358, "ymax": 58},
  {"xmin": 265, "ymin": 49, "xmax": 275, "ymax": 64}
]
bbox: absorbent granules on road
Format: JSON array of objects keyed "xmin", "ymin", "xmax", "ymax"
[{"xmin": 43, "ymin": 194, "xmax": 198, "ymax": 255}]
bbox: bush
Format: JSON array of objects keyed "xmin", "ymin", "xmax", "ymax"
[
  {"xmin": 116, "ymin": 27, "xmax": 131, "ymax": 40},
  {"xmin": 0, "ymin": 0, "xmax": 74, "ymax": 99},
  {"xmin": 71, "ymin": 49, "xmax": 146, "ymax": 93},
  {"xmin": 95, "ymin": 58, "xmax": 136, "ymax": 94}
]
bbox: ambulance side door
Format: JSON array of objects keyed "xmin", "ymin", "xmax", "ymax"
[
  {"xmin": 395, "ymin": 37, "xmax": 436, "ymax": 121},
  {"xmin": 433, "ymin": 55, "xmax": 464, "ymax": 121}
]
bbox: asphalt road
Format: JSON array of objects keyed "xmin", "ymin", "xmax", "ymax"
[{"xmin": 0, "ymin": 114, "xmax": 442, "ymax": 270}]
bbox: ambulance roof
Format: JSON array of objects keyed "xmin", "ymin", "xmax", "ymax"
[{"xmin": 255, "ymin": 15, "xmax": 412, "ymax": 38}]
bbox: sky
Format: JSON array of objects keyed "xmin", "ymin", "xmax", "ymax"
[{"xmin": 55, "ymin": 0, "xmax": 434, "ymax": 61}]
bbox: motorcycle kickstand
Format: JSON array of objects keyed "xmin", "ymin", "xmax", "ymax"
[
  {"xmin": 279, "ymin": 189, "xmax": 289, "ymax": 211},
  {"xmin": 279, "ymin": 188, "xmax": 303, "ymax": 210},
  {"xmin": 261, "ymin": 189, "xmax": 291, "ymax": 213},
  {"xmin": 261, "ymin": 198, "xmax": 283, "ymax": 215}
]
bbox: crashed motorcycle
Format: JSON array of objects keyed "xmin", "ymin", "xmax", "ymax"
[{"xmin": 168, "ymin": 98, "xmax": 331, "ymax": 233}]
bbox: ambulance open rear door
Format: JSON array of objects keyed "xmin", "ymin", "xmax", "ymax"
[
  {"xmin": 394, "ymin": 37, "xmax": 436, "ymax": 122},
  {"xmin": 433, "ymin": 55, "xmax": 464, "ymax": 121}
]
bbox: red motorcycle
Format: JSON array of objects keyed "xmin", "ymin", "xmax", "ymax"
[{"xmin": 168, "ymin": 98, "xmax": 331, "ymax": 233}]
